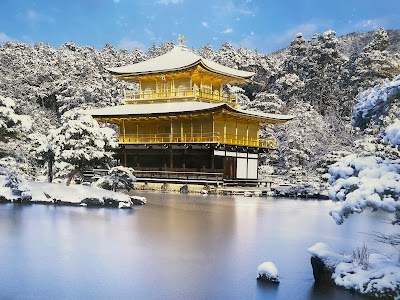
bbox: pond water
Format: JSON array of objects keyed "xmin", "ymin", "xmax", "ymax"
[{"xmin": 0, "ymin": 193, "xmax": 395, "ymax": 299}]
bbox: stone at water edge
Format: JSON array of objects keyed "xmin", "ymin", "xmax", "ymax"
[
  {"xmin": 130, "ymin": 195, "xmax": 147, "ymax": 205},
  {"xmin": 257, "ymin": 262, "xmax": 280, "ymax": 283},
  {"xmin": 308, "ymin": 242, "xmax": 351, "ymax": 284}
]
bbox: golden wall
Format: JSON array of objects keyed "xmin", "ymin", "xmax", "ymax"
[{"xmin": 119, "ymin": 116, "xmax": 259, "ymax": 147}]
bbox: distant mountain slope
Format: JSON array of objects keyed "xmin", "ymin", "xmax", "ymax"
[
  {"xmin": 337, "ymin": 29, "xmax": 400, "ymax": 57},
  {"xmin": 268, "ymin": 29, "xmax": 400, "ymax": 60}
]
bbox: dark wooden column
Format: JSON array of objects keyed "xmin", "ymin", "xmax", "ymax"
[
  {"xmin": 211, "ymin": 148, "xmax": 215, "ymax": 171},
  {"xmin": 169, "ymin": 148, "xmax": 173, "ymax": 170},
  {"xmin": 182, "ymin": 149, "xmax": 186, "ymax": 171},
  {"xmin": 123, "ymin": 146, "xmax": 127, "ymax": 167}
]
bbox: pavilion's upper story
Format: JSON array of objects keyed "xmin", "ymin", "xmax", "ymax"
[{"xmin": 106, "ymin": 45, "xmax": 255, "ymax": 107}]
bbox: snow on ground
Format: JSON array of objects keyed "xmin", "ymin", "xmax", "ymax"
[
  {"xmin": 328, "ymin": 155, "xmax": 400, "ymax": 224},
  {"xmin": 30, "ymin": 180, "xmax": 131, "ymax": 204},
  {"xmin": 257, "ymin": 262, "xmax": 280, "ymax": 283},
  {"xmin": 308, "ymin": 242, "xmax": 352, "ymax": 269},
  {"xmin": 0, "ymin": 174, "xmax": 146, "ymax": 207},
  {"xmin": 309, "ymin": 242, "xmax": 400, "ymax": 298},
  {"xmin": 333, "ymin": 253, "xmax": 400, "ymax": 298}
]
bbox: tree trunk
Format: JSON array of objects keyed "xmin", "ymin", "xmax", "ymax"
[
  {"xmin": 47, "ymin": 153, "xmax": 54, "ymax": 183},
  {"xmin": 66, "ymin": 169, "xmax": 79, "ymax": 186}
]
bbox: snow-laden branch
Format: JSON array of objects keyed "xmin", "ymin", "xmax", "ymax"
[
  {"xmin": 352, "ymin": 75, "xmax": 400, "ymax": 130},
  {"xmin": 329, "ymin": 74, "xmax": 400, "ymax": 225},
  {"xmin": 328, "ymin": 155, "xmax": 400, "ymax": 224},
  {"xmin": 0, "ymin": 95, "xmax": 31, "ymax": 140}
]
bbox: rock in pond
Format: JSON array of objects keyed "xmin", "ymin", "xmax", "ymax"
[
  {"xmin": 257, "ymin": 262, "xmax": 280, "ymax": 283},
  {"xmin": 130, "ymin": 195, "xmax": 147, "ymax": 205}
]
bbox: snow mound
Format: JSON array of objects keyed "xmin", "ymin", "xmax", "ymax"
[
  {"xmin": 309, "ymin": 242, "xmax": 400, "ymax": 298},
  {"xmin": 1, "ymin": 174, "xmax": 146, "ymax": 208},
  {"xmin": 333, "ymin": 253, "xmax": 400, "ymax": 298},
  {"xmin": 328, "ymin": 155, "xmax": 400, "ymax": 224},
  {"xmin": 257, "ymin": 262, "xmax": 280, "ymax": 283},
  {"xmin": 308, "ymin": 242, "xmax": 351, "ymax": 270}
]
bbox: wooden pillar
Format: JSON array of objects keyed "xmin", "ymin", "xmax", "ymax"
[
  {"xmin": 190, "ymin": 117, "xmax": 193, "ymax": 142},
  {"xmin": 182, "ymin": 150, "xmax": 185, "ymax": 171},
  {"xmin": 235, "ymin": 121, "xmax": 238, "ymax": 145},
  {"xmin": 246, "ymin": 123, "xmax": 249, "ymax": 146},
  {"xmin": 123, "ymin": 146, "xmax": 127, "ymax": 167},
  {"xmin": 200, "ymin": 118, "xmax": 203, "ymax": 142},
  {"xmin": 180, "ymin": 120, "xmax": 184, "ymax": 142},
  {"xmin": 220, "ymin": 83, "xmax": 223, "ymax": 102},
  {"xmin": 170, "ymin": 148, "xmax": 173, "ymax": 170},
  {"xmin": 211, "ymin": 149, "xmax": 215, "ymax": 171},
  {"xmin": 170, "ymin": 117, "xmax": 173, "ymax": 142},
  {"xmin": 122, "ymin": 119, "xmax": 126, "ymax": 141},
  {"xmin": 210, "ymin": 80, "xmax": 213, "ymax": 100},
  {"xmin": 223, "ymin": 118, "xmax": 227, "ymax": 144},
  {"xmin": 212, "ymin": 114, "xmax": 215, "ymax": 142}
]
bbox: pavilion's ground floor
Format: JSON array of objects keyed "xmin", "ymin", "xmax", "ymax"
[{"xmin": 115, "ymin": 143, "xmax": 269, "ymax": 180}]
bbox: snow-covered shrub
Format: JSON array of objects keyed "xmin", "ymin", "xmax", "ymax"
[
  {"xmin": 329, "ymin": 75, "xmax": 400, "ymax": 225},
  {"xmin": 352, "ymin": 244, "xmax": 370, "ymax": 270},
  {"xmin": 3, "ymin": 171, "xmax": 32, "ymax": 201},
  {"xmin": 328, "ymin": 155, "xmax": 400, "ymax": 224},
  {"xmin": 309, "ymin": 242, "xmax": 400, "ymax": 298},
  {"xmin": 352, "ymin": 75, "xmax": 400, "ymax": 130},
  {"xmin": 93, "ymin": 166, "xmax": 136, "ymax": 192},
  {"xmin": 47, "ymin": 109, "xmax": 118, "ymax": 185},
  {"xmin": 244, "ymin": 92, "xmax": 284, "ymax": 114},
  {"xmin": 0, "ymin": 95, "xmax": 32, "ymax": 142}
]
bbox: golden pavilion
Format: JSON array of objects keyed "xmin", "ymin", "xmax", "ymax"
[{"xmin": 90, "ymin": 44, "xmax": 293, "ymax": 180}]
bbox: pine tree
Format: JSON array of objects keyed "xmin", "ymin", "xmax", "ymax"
[
  {"xmin": 46, "ymin": 110, "xmax": 118, "ymax": 185},
  {"xmin": 352, "ymin": 28, "xmax": 400, "ymax": 88},
  {"xmin": 0, "ymin": 95, "xmax": 31, "ymax": 142}
]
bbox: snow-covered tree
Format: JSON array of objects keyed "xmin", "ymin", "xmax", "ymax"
[
  {"xmin": 225, "ymin": 85, "xmax": 250, "ymax": 108},
  {"xmin": 351, "ymin": 28, "xmax": 400, "ymax": 89},
  {"xmin": 93, "ymin": 166, "xmax": 136, "ymax": 192},
  {"xmin": 147, "ymin": 41, "xmax": 175, "ymax": 58},
  {"xmin": 302, "ymin": 31, "xmax": 346, "ymax": 115},
  {"xmin": 47, "ymin": 110, "xmax": 118, "ymax": 185},
  {"xmin": 275, "ymin": 102, "xmax": 332, "ymax": 175},
  {"xmin": 328, "ymin": 75, "xmax": 400, "ymax": 225},
  {"xmin": 0, "ymin": 95, "xmax": 31, "ymax": 142},
  {"xmin": 214, "ymin": 43, "xmax": 241, "ymax": 69},
  {"xmin": 196, "ymin": 44, "xmax": 217, "ymax": 61},
  {"xmin": 0, "ymin": 30, "xmax": 399, "ymax": 186},
  {"xmin": 245, "ymin": 92, "xmax": 284, "ymax": 114},
  {"xmin": 29, "ymin": 133, "xmax": 55, "ymax": 182},
  {"xmin": 283, "ymin": 32, "xmax": 307, "ymax": 75},
  {"xmin": 272, "ymin": 73, "xmax": 304, "ymax": 103}
]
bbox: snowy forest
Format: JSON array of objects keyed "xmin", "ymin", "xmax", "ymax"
[{"xmin": 0, "ymin": 28, "xmax": 399, "ymax": 185}]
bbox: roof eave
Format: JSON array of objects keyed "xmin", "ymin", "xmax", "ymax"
[{"xmin": 106, "ymin": 60, "xmax": 254, "ymax": 81}]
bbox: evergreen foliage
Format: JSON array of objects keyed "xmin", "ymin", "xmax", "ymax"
[{"xmin": 0, "ymin": 28, "xmax": 399, "ymax": 180}]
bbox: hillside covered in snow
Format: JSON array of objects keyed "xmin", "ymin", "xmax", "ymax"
[{"xmin": 0, "ymin": 28, "xmax": 399, "ymax": 183}]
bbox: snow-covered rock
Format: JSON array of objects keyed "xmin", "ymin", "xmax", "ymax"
[
  {"xmin": 257, "ymin": 262, "xmax": 280, "ymax": 283},
  {"xmin": 0, "ymin": 173, "xmax": 144, "ymax": 208},
  {"xmin": 308, "ymin": 242, "xmax": 351, "ymax": 270},
  {"xmin": 309, "ymin": 242, "xmax": 400, "ymax": 298},
  {"xmin": 130, "ymin": 195, "xmax": 147, "ymax": 205},
  {"xmin": 333, "ymin": 253, "xmax": 400, "ymax": 298}
]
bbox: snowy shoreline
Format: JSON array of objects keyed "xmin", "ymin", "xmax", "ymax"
[
  {"xmin": 0, "ymin": 175, "xmax": 146, "ymax": 208},
  {"xmin": 309, "ymin": 242, "xmax": 400, "ymax": 299}
]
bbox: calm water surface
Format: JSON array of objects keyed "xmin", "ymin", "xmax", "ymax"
[{"xmin": 0, "ymin": 193, "xmax": 395, "ymax": 299}]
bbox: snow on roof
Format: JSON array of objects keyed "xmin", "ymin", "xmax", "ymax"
[
  {"xmin": 107, "ymin": 45, "xmax": 255, "ymax": 79},
  {"xmin": 89, "ymin": 101, "xmax": 294, "ymax": 122}
]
